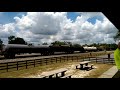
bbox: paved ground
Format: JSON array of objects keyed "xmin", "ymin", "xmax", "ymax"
[
  {"xmin": 97, "ymin": 53, "xmax": 118, "ymax": 78},
  {"xmin": 98, "ymin": 66, "xmax": 117, "ymax": 78}
]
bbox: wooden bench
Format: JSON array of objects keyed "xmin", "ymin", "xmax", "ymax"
[
  {"xmin": 40, "ymin": 68, "xmax": 68, "ymax": 78},
  {"xmin": 61, "ymin": 74, "xmax": 72, "ymax": 78}
]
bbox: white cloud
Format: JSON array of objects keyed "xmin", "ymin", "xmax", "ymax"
[
  {"xmin": 0, "ymin": 23, "xmax": 17, "ymax": 44},
  {"xmin": 14, "ymin": 15, "xmax": 34, "ymax": 30},
  {"xmin": 0, "ymin": 12, "xmax": 118, "ymax": 45},
  {"xmin": 79, "ymin": 12, "xmax": 104, "ymax": 18},
  {"xmin": 0, "ymin": 23, "xmax": 16, "ymax": 38}
]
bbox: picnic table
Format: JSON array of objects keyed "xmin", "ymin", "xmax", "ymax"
[
  {"xmin": 40, "ymin": 68, "xmax": 68, "ymax": 78},
  {"xmin": 76, "ymin": 61, "xmax": 93, "ymax": 70}
]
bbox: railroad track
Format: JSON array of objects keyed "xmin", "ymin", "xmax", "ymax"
[
  {"xmin": 0, "ymin": 51, "xmax": 111, "ymax": 63},
  {"xmin": 0, "ymin": 53, "xmax": 90, "ymax": 63},
  {"xmin": 0, "ymin": 52, "xmax": 78, "ymax": 60},
  {"xmin": 0, "ymin": 51, "xmax": 86, "ymax": 60}
]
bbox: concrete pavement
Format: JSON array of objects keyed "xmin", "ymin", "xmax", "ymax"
[{"xmin": 97, "ymin": 53, "xmax": 118, "ymax": 78}]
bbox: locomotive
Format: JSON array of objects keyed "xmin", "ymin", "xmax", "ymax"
[{"xmin": 1, "ymin": 44, "xmax": 103, "ymax": 59}]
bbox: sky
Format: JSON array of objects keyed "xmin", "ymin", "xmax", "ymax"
[{"xmin": 0, "ymin": 12, "xmax": 118, "ymax": 45}]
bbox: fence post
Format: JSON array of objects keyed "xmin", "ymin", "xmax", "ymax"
[
  {"xmin": 63, "ymin": 56, "xmax": 65, "ymax": 62},
  {"xmin": 17, "ymin": 62, "xmax": 18, "ymax": 70},
  {"xmin": 67, "ymin": 56, "xmax": 68, "ymax": 61},
  {"xmin": 26, "ymin": 60, "xmax": 27, "ymax": 69},
  {"xmin": 56, "ymin": 57, "xmax": 57, "ymax": 63},
  {"xmin": 90, "ymin": 53, "xmax": 92, "ymax": 56},
  {"xmin": 60, "ymin": 57, "xmax": 61, "ymax": 63},
  {"xmin": 64, "ymin": 56, "xmax": 66, "ymax": 62},
  {"xmin": 50, "ymin": 58, "xmax": 53, "ymax": 64},
  {"xmin": 112, "ymin": 58, "xmax": 114, "ymax": 64},
  {"xmin": 40, "ymin": 59, "xmax": 42, "ymax": 66},
  {"xmin": 83, "ymin": 57, "xmax": 84, "ymax": 61},
  {"xmin": 46, "ymin": 58, "xmax": 48, "ymax": 65},
  {"xmin": 77, "ymin": 56, "xmax": 78, "ymax": 61},
  {"xmin": 96, "ymin": 58, "xmax": 97, "ymax": 63},
  {"xmin": 89, "ymin": 57, "xmax": 90, "ymax": 61},
  {"xmin": 78, "ymin": 56, "xmax": 80, "ymax": 61},
  {"xmin": 103, "ymin": 58, "xmax": 105, "ymax": 64},
  {"xmin": 108, "ymin": 53, "xmax": 110, "ymax": 60},
  {"xmin": 6, "ymin": 63, "xmax": 8, "ymax": 72},
  {"xmin": 34, "ymin": 60, "xmax": 35, "ymax": 67}
]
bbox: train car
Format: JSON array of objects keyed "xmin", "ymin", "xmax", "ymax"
[
  {"xmin": 72, "ymin": 46, "xmax": 85, "ymax": 53},
  {"xmin": 83, "ymin": 46, "xmax": 97, "ymax": 52},
  {"xmin": 49, "ymin": 44, "xmax": 85, "ymax": 54},
  {"xmin": 49, "ymin": 45, "xmax": 74, "ymax": 54},
  {"xmin": 97, "ymin": 47, "xmax": 104, "ymax": 51},
  {"xmin": 1, "ymin": 44, "xmax": 104, "ymax": 59},
  {"xmin": 2, "ymin": 44, "xmax": 50, "ymax": 59}
]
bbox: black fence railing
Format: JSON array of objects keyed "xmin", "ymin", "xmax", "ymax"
[
  {"xmin": 0, "ymin": 53, "xmax": 114, "ymax": 73},
  {"xmin": 83, "ymin": 57, "xmax": 114, "ymax": 64}
]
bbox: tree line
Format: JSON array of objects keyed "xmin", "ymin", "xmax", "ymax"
[{"xmin": 0, "ymin": 34, "xmax": 119, "ymax": 51}]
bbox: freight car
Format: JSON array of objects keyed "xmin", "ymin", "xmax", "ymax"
[
  {"xmin": 49, "ymin": 45, "xmax": 85, "ymax": 54},
  {"xmin": 1, "ymin": 44, "xmax": 51, "ymax": 59},
  {"xmin": 83, "ymin": 46, "xmax": 97, "ymax": 52},
  {"xmin": 1, "ymin": 44, "xmax": 103, "ymax": 59}
]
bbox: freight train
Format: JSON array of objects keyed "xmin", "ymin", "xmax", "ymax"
[{"xmin": 0, "ymin": 44, "xmax": 103, "ymax": 59}]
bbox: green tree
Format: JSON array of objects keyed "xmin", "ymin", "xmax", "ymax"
[
  {"xmin": 8, "ymin": 36, "xmax": 15, "ymax": 44},
  {"xmin": 0, "ymin": 39, "xmax": 3, "ymax": 50},
  {"xmin": 8, "ymin": 36, "xmax": 27, "ymax": 45},
  {"xmin": 15, "ymin": 37, "xmax": 26, "ymax": 44},
  {"xmin": 51, "ymin": 41, "xmax": 66, "ymax": 46},
  {"xmin": 66, "ymin": 42, "xmax": 72, "ymax": 46},
  {"xmin": 0, "ymin": 39, "xmax": 3, "ymax": 45},
  {"xmin": 114, "ymin": 31, "xmax": 120, "ymax": 41},
  {"xmin": 73, "ymin": 44, "xmax": 81, "ymax": 47}
]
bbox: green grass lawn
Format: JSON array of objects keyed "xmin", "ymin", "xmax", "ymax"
[
  {"xmin": 0, "ymin": 61, "xmax": 114, "ymax": 78},
  {"xmin": 0, "ymin": 61, "xmax": 77, "ymax": 78}
]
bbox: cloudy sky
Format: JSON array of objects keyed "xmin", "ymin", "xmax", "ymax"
[{"xmin": 0, "ymin": 12, "xmax": 118, "ymax": 45}]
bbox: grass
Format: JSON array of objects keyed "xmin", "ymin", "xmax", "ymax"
[
  {"xmin": 0, "ymin": 60, "xmax": 114, "ymax": 78},
  {"xmin": 84, "ymin": 63, "xmax": 114, "ymax": 78},
  {"xmin": 0, "ymin": 60, "xmax": 77, "ymax": 78}
]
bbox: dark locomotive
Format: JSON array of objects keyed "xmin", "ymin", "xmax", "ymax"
[{"xmin": 1, "ymin": 44, "xmax": 103, "ymax": 59}]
